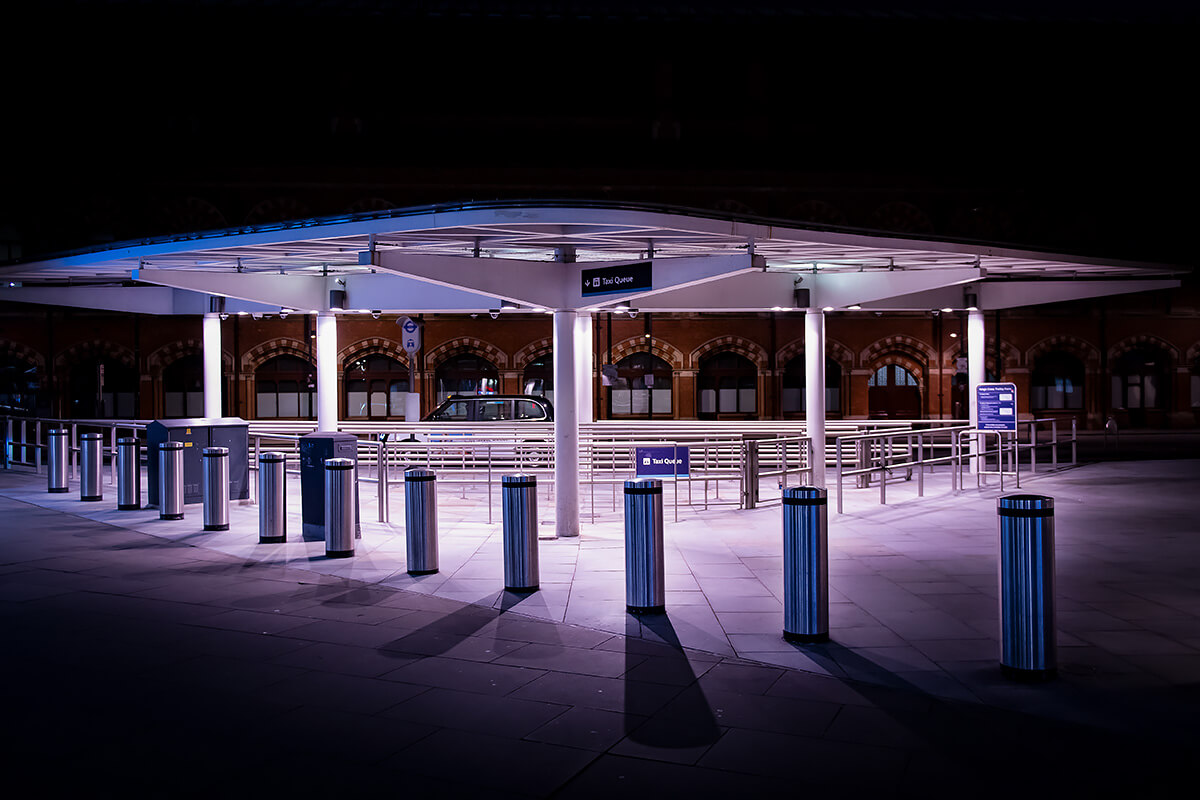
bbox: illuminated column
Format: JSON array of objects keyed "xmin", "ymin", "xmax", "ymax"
[
  {"xmin": 968, "ymin": 307, "xmax": 986, "ymax": 473},
  {"xmin": 202, "ymin": 313, "xmax": 222, "ymax": 418},
  {"xmin": 553, "ymin": 310, "xmax": 580, "ymax": 537},
  {"xmin": 316, "ymin": 312, "xmax": 339, "ymax": 430},
  {"xmin": 575, "ymin": 312, "xmax": 594, "ymax": 423},
  {"xmin": 805, "ymin": 309, "xmax": 826, "ymax": 488}
]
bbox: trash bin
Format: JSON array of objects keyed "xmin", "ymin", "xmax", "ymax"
[
  {"xmin": 324, "ymin": 457, "xmax": 355, "ymax": 558},
  {"xmin": 48, "ymin": 429, "xmax": 69, "ymax": 494},
  {"xmin": 258, "ymin": 452, "xmax": 286, "ymax": 543},
  {"xmin": 202, "ymin": 447, "xmax": 230, "ymax": 531},
  {"xmin": 782, "ymin": 486, "xmax": 829, "ymax": 643},
  {"xmin": 80, "ymin": 432, "xmax": 104, "ymax": 502},
  {"xmin": 404, "ymin": 468, "xmax": 439, "ymax": 575},
  {"xmin": 624, "ymin": 478, "xmax": 665, "ymax": 613},
  {"xmin": 116, "ymin": 437, "xmax": 141, "ymax": 510},
  {"xmin": 998, "ymin": 494, "xmax": 1056, "ymax": 681},
  {"xmin": 501, "ymin": 474, "xmax": 539, "ymax": 591},
  {"xmin": 158, "ymin": 441, "xmax": 185, "ymax": 520}
]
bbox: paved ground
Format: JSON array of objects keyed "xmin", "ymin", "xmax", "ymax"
[{"xmin": 2, "ymin": 453, "xmax": 1198, "ymax": 797}]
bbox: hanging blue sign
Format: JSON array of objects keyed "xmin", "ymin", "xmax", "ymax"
[
  {"xmin": 977, "ymin": 382, "xmax": 1018, "ymax": 432},
  {"xmin": 581, "ymin": 261, "xmax": 652, "ymax": 297},
  {"xmin": 635, "ymin": 446, "xmax": 690, "ymax": 477}
]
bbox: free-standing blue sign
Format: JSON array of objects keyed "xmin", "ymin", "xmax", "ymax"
[
  {"xmin": 635, "ymin": 446, "xmax": 690, "ymax": 477},
  {"xmin": 977, "ymin": 382, "xmax": 1018, "ymax": 432},
  {"xmin": 581, "ymin": 261, "xmax": 652, "ymax": 297}
]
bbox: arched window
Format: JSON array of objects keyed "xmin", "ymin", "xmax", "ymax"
[
  {"xmin": 523, "ymin": 354, "xmax": 553, "ymax": 403},
  {"xmin": 1031, "ymin": 351, "xmax": 1084, "ymax": 410},
  {"xmin": 609, "ymin": 353, "xmax": 672, "ymax": 417},
  {"xmin": 256, "ymin": 355, "xmax": 315, "ymax": 419},
  {"xmin": 868, "ymin": 363, "xmax": 921, "ymax": 420},
  {"xmin": 781, "ymin": 355, "xmax": 842, "ymax": 416},
  {"xmin": 0, "ymin": 356, "xmax": 39, "ymax": 417},
  {"xmin": 345, "ymin": 354, "xmax": 408, "ymax": 419},
  {"xmin": 71, "ymin": 357, "xmax": 136, "ymax": 418},
  {"xmin": 698, "ymin": 351, "xmax": 757, "ymax": 418},
  {"xmin": 1113, "ymin": 345, "xmax": 1170, "ymax": 411},
  {"xmin": 162, "ymin": 354, "xmax": 207, "ymax": 418},
  {"xmin": 435, "ymin": 353, "xmax": 498, "ymax": 404}
]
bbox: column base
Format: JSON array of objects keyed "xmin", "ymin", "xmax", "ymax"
[
  {"xmin": 783, "ymin": 630, "xmax": 829, "ymax": 644},
  {"xmin": 159, "ymin": 513, "xmax": 184, "ymax": 521},
  {"xmin": 1000, "ymin": 664, "xmax": 1056, "ymax": 682},
  {"xmin": 204, "ymin": 523, "xmax": 229, "ymax": 532},
  {"xmin": 325, "ymin": 549, "xmax": 354, "ymax": 559},
  {"xmin": 408, "ymin": 568, "xmax": 439, "ymax": 576},
  {"xmin": 81, "ymin": 495, "xmax": 102, "ymax": 502},
  {"xmin": 627, "ymin": 605, "xmax": 666, "ymax": 615},
  {"xmin": 118, "ymin": 503, "xmax": 141, "ymax": 510},
  {"xmin": 505, "ymin": 585, "xmax": 539, "ymax": 593},
  {"xmin": 258, "ymin": 535, "xmax": 286, "ymax": 544},
  {"xmin": 48, "ymin": 487, "xmax": 69, "ymax": 494}
]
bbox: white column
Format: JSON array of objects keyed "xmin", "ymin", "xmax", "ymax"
[
  {"xmin": 202, "ymin": 313, "xmax": 222, "ymax": 419},
  {"xmin": 967, "ymin": 308, "xmax": 986, "ymax": 473},
  {"xmin": 316, "ymin": 312, "xmax": 339, "ymax": 431},
  {"xmin": 553, "ymin": 310, "xmax": 580, "ymax": 538},
  {"xmin": 805, "ymin": 309, "xmax": 826, "ymax": 488},
  {"xmin": 574, "ymin": 312, "xmax": 594, "ymax": 424}
]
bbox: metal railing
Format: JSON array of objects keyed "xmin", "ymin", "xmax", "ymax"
[
  {"xmin": 1, "ymin": 416, "xmax": 148, "ymax": 485},
  {"xmin": 833, "ymin": 425, "xmax": 970, "ymax": 513}
]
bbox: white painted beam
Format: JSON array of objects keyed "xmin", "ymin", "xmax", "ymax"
[
  {"xmin": 342, "ymin": 272, "xmax": 498, "ymax": 312},
  {"xmin": 135, "ymin": 268, "xmax": 331, "ymax": 312},
  {"xmin": 809, "ymin": 268, "xmax": 983, "ymax": 309},
  {"xmin": 979, "ymin": 279, "xmax": 1180, "ymax": 309},
  {"xmin": 371, "ymin": 252, "xmax": 568, "ymax": 309}
]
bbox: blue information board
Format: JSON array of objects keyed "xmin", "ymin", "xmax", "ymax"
[
  {"xmin": 977, "ymin": 382, "xmax": 1018, "ymax": 432},
  {"xmin": 635, "ymin": 446, "xmax": 690, "ymax": 477}
]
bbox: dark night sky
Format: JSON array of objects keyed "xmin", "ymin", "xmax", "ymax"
[{"xmin": 3, "ymin": 1, "xmax": 1197, "ymax": 265}]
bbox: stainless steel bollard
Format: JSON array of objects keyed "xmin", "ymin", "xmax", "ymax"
[
  {"xmin": 624, "ymin": 478, "xmax": 665, "ymax": 613},
  {"xmin": 324, "ymin": 457, "xmax": 355, "ymax": 558},
  {"xmin": 48, "ymin": 429, "xmax": 69, "ymax": 493},
  {"xmin": 202, "ymin": 447, "xmax": 230, "ymax": 531},
  {"xmin": 998, "ymin": 494, "xmax": 1056, "ymax": 681},
  {"xmin": 80, "ymin": 433, "xmax": 103, "ymax": 502},
  {"xmin": 116, "ymin": 437, "xmax": 141, "ymax": 510},
  {"xmin": 782, "ymin": 486, "xmax": 829, "ymax": 643},
  {"xmin": 158, "ymin": 441, "xmax": 185, "ymax": 520},
  {"xmin": 501, "ymin": 474, "xmax": 539, "ymax": 591},
  {"xmin": 258, "ymin": 452, "xmax": 286, "ymax": 543},
  {"xmin": 404, "ymin": 468, "xmax": 439, "ymax": 575}
]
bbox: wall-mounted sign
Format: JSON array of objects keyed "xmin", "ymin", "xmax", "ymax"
[
  {"xmin": 977, "ymin": 382, "xmax": 1017, "ymax": 432},
  {"xmin": 397, "ymin": 315, "xmax": 422, "ymax": 353},
  {"xmin": 635, "ymin": 445, "xmax": 689, "ymax": 477},
  {"xmin": 581, "ymin": 261, "xmax": 652, "ymax": 297}
]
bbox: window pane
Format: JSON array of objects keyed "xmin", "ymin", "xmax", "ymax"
[
  {"xmin": 652, "ymin": 389, "xmax": 672, "ymax": 414},
  {"xmin": 515, "ymin": 400, "xmax": 546, "ymax": 420},
  {"xmin": 390, "ymin": 383, "xmax": 406, "ymax": 416},
  {"xmin": 165, "ymin": 392, "xmax": 183, "ymax": 417},
  {"xmin": 782, "ymin": 387, "xmax": 802, "ymax": 413},
  {"xmin": 719, "ymin": 387, "xmax": 737, "ymax": 411},
  {"xmin": 739, "ymin": 388, "xmax": 756, "ymax": 412},
  {"xmin": 826, "ymin": 388, "xmax": 840, "ymax": 413},
  {"xmin": 700, "ymin": 388, "xmax": 716, "ymax": 414},
  {"xmin": 277, "ymin": 392, "xmax": 298, "ymax": 417},
  {"xmin": 370, "ymin": 391, "xmax": 387, "ymax": 417},
  {"xmin": 611, "ymin": 389, "xmax": 631, "ymax": 415},
  {"xmin": 186, "ymin": 392, "xmax": 204, "ymax": 417},
  {"xmin": 631, "ymin": 389, "xmax": 650, "ymax": 414},
  {"xmin": 347, "ymin": 391, "xmax": 368, "ymax": 417}
]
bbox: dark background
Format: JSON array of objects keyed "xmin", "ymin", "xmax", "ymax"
[{"xmin": 3, "ymin": 1, "xmax": 1197, "ymax": 265}]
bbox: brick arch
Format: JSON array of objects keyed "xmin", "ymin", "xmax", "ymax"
[
  {"xmin": 1108, "ymin": 334, "xmax": 1180, "ymax": 364},
  {"xmin": 145, "ymin": 339, "xmax": 232, "ymax": 377},
  {"xmin": 1186, "ymin": 340, "xmax": 1200, "ymax": 367},
  {"xmin": 242, "ymin": 337, "xmax": 314, "ymax": 372},
  {"xmin": 776, "ymin": 337, "xmax": 854, "ymax": 371},
  {"xmin": 941, "ymin": 337, "xmax": 1022, "ymax": 370},
  {"xmin": 512, "ymin": 336, "xmax": 553, "ymax": 370},
  {"xmin": 424, "ymin": 337, "xmax": 508, "ymax": 370},
  {"xmin": 55, "ymin": 339, "xmax": 137, "ymax": 371},
  {"xmin": 1025, "ymin": 335, "xmax": 1100, "ymax": 368},
  {"xmin": 860, "ymin": 335, "xmax": 935, "ymax": 367},
  {"xmin": 338, "ymin": 337, "xmax": 410, "ymax": 370},
  {"xmin": 0, "ymin": 340, "xmax": 45, "ymax": 371},
  {"xmin": 689, "ymin": 335, "xmax": 768, "ymax": 370},
  {"xmin": 610, "ymin": 337, "xmax": 685, "ymax": 370}
]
